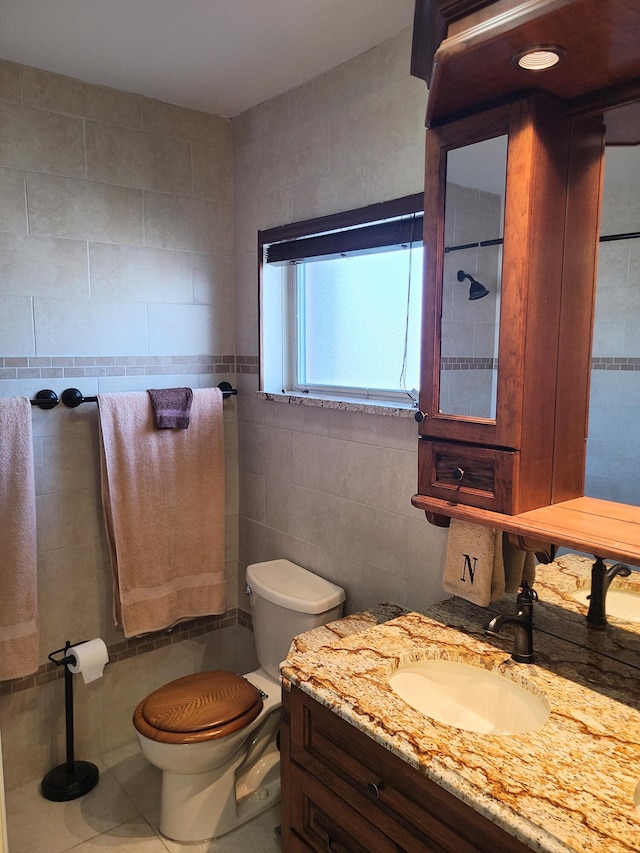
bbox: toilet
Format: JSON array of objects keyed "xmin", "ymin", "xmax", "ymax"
[{"xmin": 133, "ymin": 559, "xmax": 345, "ymax": 842}]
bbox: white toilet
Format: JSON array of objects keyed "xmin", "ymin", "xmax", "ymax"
[{"xmin": 133, "ymin": 559, "xmax": 345, "ymax": 842}]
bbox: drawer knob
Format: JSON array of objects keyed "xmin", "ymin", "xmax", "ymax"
[
  {"xmin": 452, "ymin": 466, "xmax": 465, "ymax": 482},
  {"xmin": 367, "ymin": 779, "xmax": 385, "ymax": 799}
]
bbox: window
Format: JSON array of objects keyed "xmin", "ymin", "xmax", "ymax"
[{"xmin": 259, "ymin": 194, "xmax": 424, "ymax": 406}]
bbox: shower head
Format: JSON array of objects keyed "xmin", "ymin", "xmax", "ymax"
[{"xmin": 457, "ymin": 270, "xmax": 490, "ymax": 301}]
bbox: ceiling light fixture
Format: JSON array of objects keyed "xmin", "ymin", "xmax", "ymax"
[{"xmin": 513, "ymin": 46, "xmax": 566, "ymax": 71}]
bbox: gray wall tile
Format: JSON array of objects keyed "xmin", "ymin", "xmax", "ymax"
[
  {"xmin": 0, "ymin": 296, "xmax": 35, "ymax": 355},
  {"xmin": 89, "ymin": 242, "xmax": 193, "ymax": 303},
  {"xmin": 0, "ymin": 58, "xmax": 22, "ymax": 103},
  {"xmin": 0, "ymin": 167, "xmax": 27, "ymax": 232},
  {"xmin": 0, "ymin": 232, "xmax": 88, "ymax": 298},
  {"xmin": 33, "ymin": 297, "xmax": 148, "ymax": 355},
  {"xmin": 27, "ymin": 173, "xmax": 143, "ymax": 243},
  {"xmin": 21, "ymin": 66, "xmax": 142, "ymax": 127},
  {"xmin": 144, "ymin": 190, "xmax": 228, "ymax": 252},
  {"xmin": 86, "ymin": 121, "xmax": 192, "ymax": 193},
  {"xmin": 141, "ymin": 97, "xmax": 228, "ymax": 140},
  {"xmin": 0, "ymin": 101, "xmax": 85, "ymax": 175}
]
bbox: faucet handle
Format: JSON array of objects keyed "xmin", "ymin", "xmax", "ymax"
[{"xmin": 517, "ymin": 579, "xmax": 538, "ymax": 606}]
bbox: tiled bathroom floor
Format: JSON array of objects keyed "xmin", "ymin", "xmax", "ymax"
[{"xmin": 5, "ymin": 742, "xmax": 282, "ymax": 853}]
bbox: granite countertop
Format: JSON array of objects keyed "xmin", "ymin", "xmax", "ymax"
[{"xmin": 281, "ymin": 594, "xmax": 640, "ymax": 853}]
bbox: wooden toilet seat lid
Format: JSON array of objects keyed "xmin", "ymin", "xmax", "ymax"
[{"xmin": 134, "ymin": 670, "xmax": 263, "ymax": 744}]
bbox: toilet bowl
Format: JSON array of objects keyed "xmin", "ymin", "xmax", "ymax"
[{"xmin": 133, "ymin": 559, "xmax": 345, "ymax": 842}]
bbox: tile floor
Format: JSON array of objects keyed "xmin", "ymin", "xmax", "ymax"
[{"xmin": 5, "ymin": 742, "xmax": 282, "ymax": 853}]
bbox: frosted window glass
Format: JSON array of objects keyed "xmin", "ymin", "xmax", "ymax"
[{"xmin": 299, "ymin": 247, "xmax": 423, "ymax": 392}]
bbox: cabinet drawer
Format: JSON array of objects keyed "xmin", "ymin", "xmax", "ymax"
[
  {"xmin": 287, "ymin": 687, "xmax": 529, "ymax": 853},
  {"xmin": 289, "ymin": 764, "xmax": 399, "ymax": 853},
  {"xmin": 418, "ymin": 439, "xmax": 518, "ymax": 513}
]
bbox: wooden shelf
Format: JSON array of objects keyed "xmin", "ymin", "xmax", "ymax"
[{"xmin": 411, "ymin": 494, "xmax": 640, "ymax": 564}]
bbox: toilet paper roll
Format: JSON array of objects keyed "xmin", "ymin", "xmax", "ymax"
[{"xmin": 68, "ymin": 638, "xmax": 109, "ymax": 684}]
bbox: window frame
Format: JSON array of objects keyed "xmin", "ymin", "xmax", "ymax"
[{"xmin": 259, "ymin": 193, "xmax": 424, "ymax": 406}]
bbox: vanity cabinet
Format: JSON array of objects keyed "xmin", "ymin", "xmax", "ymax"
[
  {"xmin": 417, "ymin": 94, "xmax": 604, "ymax": 515},
  {"xmin": 281, "ymin": 684, "xmax": 530, "ymax": 853}
]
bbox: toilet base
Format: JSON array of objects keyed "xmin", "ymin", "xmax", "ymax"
[{"xmin": 159, "ymin": 739, "xmax": 281, "ymax": 842}]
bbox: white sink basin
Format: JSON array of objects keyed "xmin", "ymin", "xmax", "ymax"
[
  {"xmin": 570, "ymin": 587, "xmax": 640, "ymax": 623},
  {"xmin": 389, "ymin": 658, "xmax": 549, "ymax": 736}
]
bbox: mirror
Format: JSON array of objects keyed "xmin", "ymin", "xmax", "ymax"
[
  {"xmin": 439, "ymin": 135, "xmax": 508, "ymax": 420},
  {"xmin": 585, "ymin": 143, "xmax": 640, "ymax": 509}
]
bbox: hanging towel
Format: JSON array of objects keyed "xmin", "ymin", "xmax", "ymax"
[
  {"xmin": 0, "ymin": 397, "xmax": 39, "ymax": 680},
  {"xmin": 443, "ymin": 518, "xmax": 505, "ymax": 606},
  {"xmin": 147, "ymin": 387, "xmax": 193, "ymax": 429},
  {"xmin": 98, "ymin": 387, "xmax": 226, "ymax": 637},
  {"xmin": 503, "ymin": 534, "xmax": 536, "ymax": 593}
]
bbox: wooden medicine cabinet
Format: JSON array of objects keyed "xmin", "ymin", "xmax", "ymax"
[
  {"xmin": 411, "ymin": 0, "xmax": 640, "ymax": 564},
  {"xmin": 417, "ymin": 95, "xmax": 604, "ymax": 516}
]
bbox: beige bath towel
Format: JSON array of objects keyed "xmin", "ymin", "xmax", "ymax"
[
  {"xmin": 503, "ymin": 535, "xmax": 536, "ymax": 593},
  {"xmin": 0, "ymin": 397, "xmax": 39, "ymax": 680},
  {"xmin": 98, "ymin": 388, "xmax": 226, "ymax": 637},
  {"xmin": 443, "ymin": 518, "xmax": 505, "ymax": 606}
]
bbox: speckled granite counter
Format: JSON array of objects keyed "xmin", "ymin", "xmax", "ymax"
[{"xmin": 281, "ymin": 596, "xmax": 640, "ymax": 853}]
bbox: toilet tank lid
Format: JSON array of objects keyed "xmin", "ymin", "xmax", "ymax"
[{"xmin": 246, "ymin": 559, "xmax": 345, "ymax": 614}]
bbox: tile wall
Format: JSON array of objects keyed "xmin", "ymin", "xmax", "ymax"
[
  {"xmin": 231, "ymin": 29, "xmax": 450, "ymax": 616},
  {"xmin": 0, "ymin": 57, "xmax": 249, "ymax": 788},
  {"xmin": 586, "ymin": 146, "xmax": 640, "ymax": 507}
]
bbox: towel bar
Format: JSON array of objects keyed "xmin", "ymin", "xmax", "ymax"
[{"xmin": 30, "ymin": 382, "xmax": 238, "ymax": 409}]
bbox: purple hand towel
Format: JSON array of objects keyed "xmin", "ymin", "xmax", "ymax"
[{"xmin": 147, "ymin": 387, "xmax": 193, "ymax": 429}]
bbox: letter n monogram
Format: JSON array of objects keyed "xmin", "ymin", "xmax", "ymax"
[{"xmin": 460, "ymin": 554, "xmax": 477, "ymax": 585}]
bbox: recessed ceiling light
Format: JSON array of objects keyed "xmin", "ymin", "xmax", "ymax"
[{"xmin": 513, "ymin": 46, "xmax": 566, "ymax": 71}]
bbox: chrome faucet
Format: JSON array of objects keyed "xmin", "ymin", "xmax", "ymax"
[
  {"xmin": 586, "ymin": 557, "xmax": 631, "ymax": 628},
  {"xmin": 484, "ymin": 580, "xmax": 538, "ymax": 664}
]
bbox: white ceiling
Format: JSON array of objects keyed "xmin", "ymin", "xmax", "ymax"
[{"xmin": 0, "ymin": 0, "xmax": 415, "ymax": 117}]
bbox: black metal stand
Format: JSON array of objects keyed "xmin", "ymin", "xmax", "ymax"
[{"xmin": 41, "ymin": 642, "xmax": 99, "ymax": 802}]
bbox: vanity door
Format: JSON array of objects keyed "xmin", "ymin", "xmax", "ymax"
[{"xmin": 418, "ymin": 95, "xmax": 603, "ymax": 514}]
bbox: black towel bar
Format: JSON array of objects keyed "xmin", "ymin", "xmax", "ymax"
[{"xmin": 30, "ymin": 382, "xmax": 238, "ymax": 409}]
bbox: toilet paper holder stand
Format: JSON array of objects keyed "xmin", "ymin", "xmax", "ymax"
[{"xmin": 41, "ymin": 641, "xmax": 100, "ymax": 802}]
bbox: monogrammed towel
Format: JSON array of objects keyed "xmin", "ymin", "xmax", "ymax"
[{"xmin": 443, "ymin": 518, "xmax": 505, "ymax": 606}]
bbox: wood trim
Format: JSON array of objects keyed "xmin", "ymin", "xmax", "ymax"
[
  {"xmin": 551, "ymin": 114, "xmax": 604, "ymax": 502},
  {"xmin": 410, "ymin": 0, "xmax": 447, "ymax": 86},
  {"xmin": 258, "ymin": 193, "xmax": 423, "ymax": 246},
  {"xmin": 423, "ymin": 0, "xmax": 640, "ymax": 129},
  {"xmin": 510, "ymin": 95, "xmax": 569, "ymax": 508},
  {"xmin": 411, "ymin": 494, "xmax": 640, "ymax": 563},
  {"xmin": 437, "ymin": 0, "xmax": 500, "ymax": 19},
  {"xmin": 419, "ymin": 102, "xmax": 512, "ymax": 447},
  {"xmin": 445, "ymin": 0, "xmax": 538, "ymax": 35},
  {"xmin": 436, "ymin": 0, "xmax": 575, "ymax": 55},
  {"xmin": 568, "ymin": 76, "xmax": 640, "ymax": 119}
]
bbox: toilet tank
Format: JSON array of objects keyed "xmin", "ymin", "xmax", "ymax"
[{"xmin": 246, "ymin": 559, "xmax": 345, "ymax": 680}]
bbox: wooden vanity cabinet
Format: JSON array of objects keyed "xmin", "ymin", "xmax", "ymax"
[
  {"xmin": 417, "ymin": 94, "xmax": 604, "ymax": 515},
  {"xmin": 281, "ymin": 684, "xmax": 530, "ymax": 853}
]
